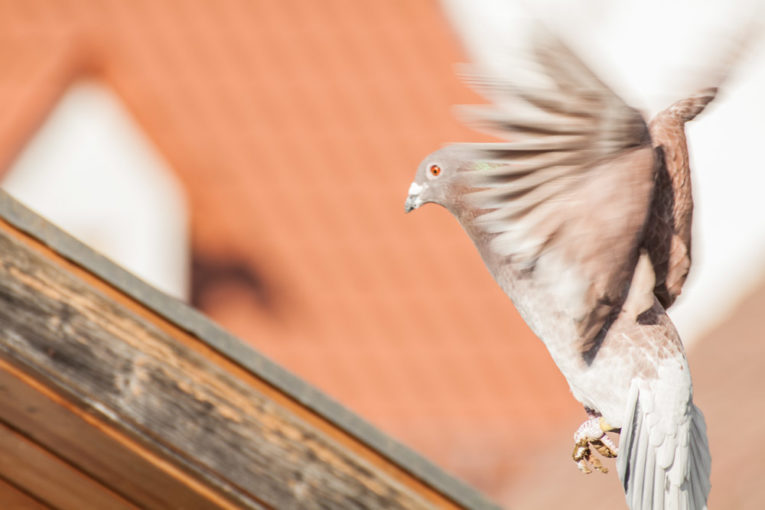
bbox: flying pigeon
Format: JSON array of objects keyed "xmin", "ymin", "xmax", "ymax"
[{"xmin": 405, "ymin": 29, "xmax": 713, "ymax": 509}]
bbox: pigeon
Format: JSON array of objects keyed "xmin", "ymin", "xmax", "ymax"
[{"xmin": 405, "ymin": 29, "xmax": 713, "ymax": 509}]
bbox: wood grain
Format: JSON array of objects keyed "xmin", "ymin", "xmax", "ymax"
[
  {"xmin": 0, "ymin": 477, "xmax": 51, "ymax": 510},
  {"xmin": 0, "ymin": 220, "xmax": 440, "ymax": 509},
  {"xmin": 0, "ymin": 420, "xmax": 136, "ymax": 510}
]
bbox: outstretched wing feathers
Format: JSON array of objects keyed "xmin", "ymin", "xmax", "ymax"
[
  {"xmin": 459, "ymin": 28, "xmax": 656, "ymax": 349},
  {"xmin": 457, "ymin": 105, "xmax": 592, "ymax": 136}
]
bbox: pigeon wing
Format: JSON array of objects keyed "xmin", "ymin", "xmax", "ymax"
[
  {"xmin": 644, "ymin": 22, "xmax": 753, "ymax": 308},
  {"xmin": 644, "ymin": 89, "xmax": 716, "ymax": 309},
  {"xmin": 459, "ymin": 29, "xmax": 656, "ymax": 352}
]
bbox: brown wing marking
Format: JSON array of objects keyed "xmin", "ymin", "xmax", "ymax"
[{"xmin": 645, "ymin": 89, "xmax": 716, "ymax": 308}]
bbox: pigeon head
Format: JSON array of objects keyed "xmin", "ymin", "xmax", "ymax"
[{"xmin": 405, "ymin": 145, "xmax": 468, "ymax": 214}]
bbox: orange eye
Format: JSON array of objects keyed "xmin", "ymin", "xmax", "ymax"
[{"xmin": 429, "ymin": 164, "xmax": 441, "ymax": 177}]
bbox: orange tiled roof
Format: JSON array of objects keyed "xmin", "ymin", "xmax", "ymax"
[{"xmin": 0, "ymin": 0, "xmax": 581, "ymax": 497}]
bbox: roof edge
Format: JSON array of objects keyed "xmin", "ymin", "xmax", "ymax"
[{"xmin": 0, "ymin": 189, "xmax": 501, "ymax": 510}]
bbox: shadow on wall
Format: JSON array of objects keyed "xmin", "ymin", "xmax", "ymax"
[{"xmin": 191, "ymin": 253, "xmax": 281, "ymax": 315}]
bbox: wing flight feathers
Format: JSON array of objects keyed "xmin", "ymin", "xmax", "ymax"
[{"xmin": 459, "ymin": 28, "xmax": 656, "ymax": 349}]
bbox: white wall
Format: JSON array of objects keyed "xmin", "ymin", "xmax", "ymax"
[
  {"xmin": 441, "ymin": 0, "xmax": 765, "ymax": 346},
  {"xmin": 2, "ymin": 81, "xmax": 190, "ymax": 300}
]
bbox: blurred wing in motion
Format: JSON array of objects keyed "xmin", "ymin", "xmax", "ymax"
[{"xmin": 459, "ymin": 28, "xmax": 656, "ymax": 352}]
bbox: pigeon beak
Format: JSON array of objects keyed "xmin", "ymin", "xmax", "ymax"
[
  {"xmin": 404, "ymin": 195, "xmax": 419, "ymax": 213},
  {"xmin": 404, "ymin": 182, "xmax": 425, "ymax": 213}
]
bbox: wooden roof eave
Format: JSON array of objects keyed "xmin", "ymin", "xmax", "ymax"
[{"xmin": 0, "ymin": 189, "xmax": 501, "ymax": 510}]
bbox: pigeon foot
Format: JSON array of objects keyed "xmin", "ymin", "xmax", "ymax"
[{"xmin": 572, "ymin": 417, "xmax": 618, "ymax": 474}]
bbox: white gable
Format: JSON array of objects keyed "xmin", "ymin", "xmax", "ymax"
[{"xmin": 2, "ymin": 81, "xmax": 189, "ymax": 300}]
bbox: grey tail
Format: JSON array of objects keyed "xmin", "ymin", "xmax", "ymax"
[{"xmin": 617, "ymin": 383, "xmax": 711, "ymax": 509}]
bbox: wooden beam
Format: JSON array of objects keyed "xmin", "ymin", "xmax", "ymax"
[
  {"xmin": 0, "ymin": 190, "xmax": 501, "ymax": 509},
  {"xmin": 0, "ymin": 356, "xmax": 239, "ymax": 509},
  {"xmin": 0, "ymin": 477, "xmax": 51, "ymax": 510},
  {"xmin": 0, "ymin": 420, "xmax": 136, "ymax": 510}
]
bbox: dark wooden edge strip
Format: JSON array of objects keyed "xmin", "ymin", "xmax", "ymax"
[
  {"xmin": 0, "ymin": 189, "xmax": 501, "ymax": 510},
  {"xmin": 0, "ymin": 474, "xmax": 54, "ymax": 510}
]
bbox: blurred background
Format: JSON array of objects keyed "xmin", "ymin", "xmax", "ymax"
[{"xmin": 0, "ymin": 0, "xmax": 763, "ymax": 508}]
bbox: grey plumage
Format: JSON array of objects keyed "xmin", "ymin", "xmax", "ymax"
[{"xmin": 406, "ymin": 27, "xmax": 712, "ymax": 509}]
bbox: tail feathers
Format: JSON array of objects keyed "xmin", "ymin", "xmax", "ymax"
[
  {"xmin": 617, "ymin": 383, "xmax": 711, "ymax": 510},
  {"xmin": 688, "ymin": 406, "xmax": 712, "ymax": 507}
]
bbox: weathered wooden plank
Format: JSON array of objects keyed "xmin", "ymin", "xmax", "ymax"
[
  {"xmin": 0, "ymin": 190, "xmax": 500, "ymax": 510},
  {"xmin": 0, "ymin": 219, "xmax": 443, "ymax": 508},
  {"xmin": 0, "ymin": 357, "xmax": 238, "ymax": 510},
  {"xmin": 0, "ymin": 420, "xmax": 137, "ymax": 510},
  {"xmin": 0, "ymin": 477, "xmax": 51, "ymax": 510}
]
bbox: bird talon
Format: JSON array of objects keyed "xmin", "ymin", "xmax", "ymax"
[
  {"xmin": 572, "ymin": 439, "xmax": 590, "ymax": 462},
  {"xmin": 591, "ymin": 439, "xmax": 618, "ymax": 458},
  {"xmin": 590, "ymin": 457, "xmax": 608, "ymax": 474},
  {"xmin": 572, "ymin": 417, "xmax": 618, "ymax": 474},
  {"xmin": 576, "ymin": 458, "xmax": 592, "ymax": 474}
]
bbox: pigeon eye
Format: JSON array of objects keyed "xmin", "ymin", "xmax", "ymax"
[{"xmin": 429, "ymin": 164, "xmax": 442, "ymax": 177}]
